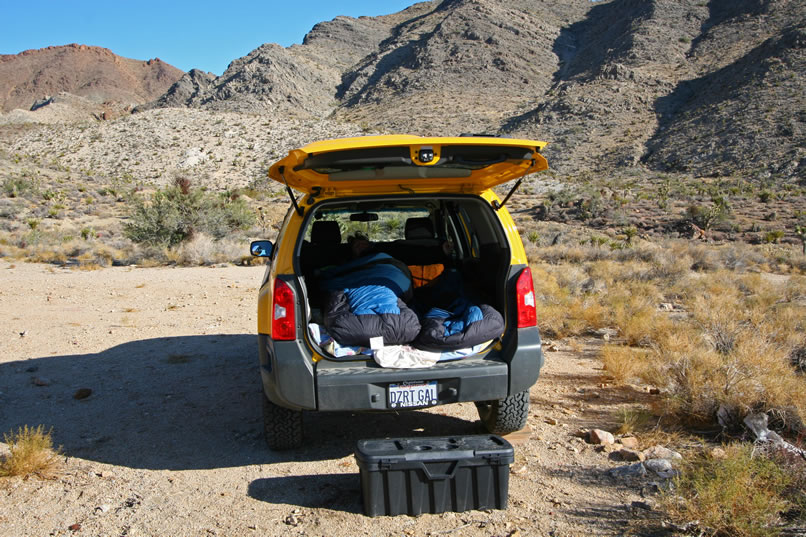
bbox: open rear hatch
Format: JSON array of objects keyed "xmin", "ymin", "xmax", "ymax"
[{"xmin": 268, "ymin": 135, "xmax": 548, "ymax": 197}]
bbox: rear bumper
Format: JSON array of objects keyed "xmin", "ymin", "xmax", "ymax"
[
  {"xmin": 315, "ymin": 355, "xmax": 509, "ymax": 411},
  {"xmin": 259, "ymin": 326, "xmax": 543, "ymax": 412}
]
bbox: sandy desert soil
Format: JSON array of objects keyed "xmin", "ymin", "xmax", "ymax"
[{"xmin": 0, "ymin": 259, "xmax": 662, "ymax": 537}]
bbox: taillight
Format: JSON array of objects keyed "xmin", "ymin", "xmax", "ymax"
[
  {"xmin": 515, "ymin": 267, "xmax": 537, "ymax": 328},
  {"xmin": 272, "ymin": 279, "xmax": 296, "ymax": 340}
]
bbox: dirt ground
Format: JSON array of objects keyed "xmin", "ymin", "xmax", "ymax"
[{"xmin": 0, "ymin": 259, "xmax": 659, "ymax": 537}]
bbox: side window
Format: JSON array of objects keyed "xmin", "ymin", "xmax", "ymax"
[
  {"xmin": 456, "ymin": 206, "xmax": 480, "ymax": 259},
  {"xmin": 273, "ymin": 206, "xmax": 297, "ymax": 260}
]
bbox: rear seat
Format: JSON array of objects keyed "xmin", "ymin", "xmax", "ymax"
[
  {"xmin": 301, "ymin": 221, "xmax": 349, "ymax": 303},
  {"xmin": 387, "ymin": 217, "xmax": 447, "ymax": 287}
]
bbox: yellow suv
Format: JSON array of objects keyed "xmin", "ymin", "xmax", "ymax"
[{"xmin": 251, "ymin": 135, "xmax": 548, "ymax": 449}]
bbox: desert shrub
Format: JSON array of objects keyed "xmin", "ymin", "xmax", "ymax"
[
  {"xmin": 601, "ymin": 345, "xmax": 650, "ymax": 384},
  {"xmin": 530, "ymin": 265, "xmax": 597, "ymax": 337},
  {"xmin": 0, "ymin": 425, "xmax": 60, "ymax": 479},
  {"xmin": 645, "ymin": 273, "xmax": 806, "ymax": 431},
  {"xmin": 172, "ymin": 233, "xmax": 245, "ymax": 266},
  {"xmin": 124, "ymin": 179, "xmax": 254, "ymax": 246},
  {"xmin": 661, "ymin": 444, "xmax": 794, "ymax": 537},
  {"xmin": 686, "ymin": 200, "xmax": 730, "ymax": 230},
  {"xmin": 2, "ymin": 177, "xmax": 35, "ymax": 198},
  {"xmin": 764, "ymin": 230, "xmax": 785, "ymax": 244},
  {"xmin": 614, "ymin": 406, "xmax": 654, "ymax": 435}
]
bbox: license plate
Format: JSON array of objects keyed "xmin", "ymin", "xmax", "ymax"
[{"xmin": 388, "ymin": 381, "xmax": 438, "ymax": 409}]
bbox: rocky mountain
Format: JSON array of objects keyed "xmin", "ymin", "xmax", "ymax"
[
  {"xmin": 0, "ymin": 44, "xmax": 184, "ymax": 112},
  {"xmin": 3, "ymin": 1, "xmax": 802, "ymax": 181},
  {"xmin": 142, "ymin": 3, "xmax": 434, "ymax": 117},
  {"xmin": 139, "ymin": 0, "xmax": 802, "ymax": 180}
]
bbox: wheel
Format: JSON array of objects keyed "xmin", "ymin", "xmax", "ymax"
[
  {"xmin": 262, "ymin": 392, "xmax": 303, "ymax": 450},
  {"xmin": 475, "ymin": 390, "xmax": 529, "ymax": 435}
]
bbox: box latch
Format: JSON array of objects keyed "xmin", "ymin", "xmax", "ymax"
[{"xmin": 378, "ymin": 458, "xmax": 394, "ymax": 470}]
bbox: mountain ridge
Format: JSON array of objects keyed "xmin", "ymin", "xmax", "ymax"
[
  {"xmin": 0, "ymin": 43, "xmax": 184, "ymax": 113},
  {"xmin": 2, "ymin": 0, "xmax": 803, "ymax": 180}
]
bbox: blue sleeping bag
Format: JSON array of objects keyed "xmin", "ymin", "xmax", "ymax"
[{"xmin": 322, "ymin": 253, "xmax": 421, "ymax": 347}]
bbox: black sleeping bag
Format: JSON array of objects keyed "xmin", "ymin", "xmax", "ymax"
[
  {"xmin": 414, "ymin": 300, "xmax": 504, "ymax": 352},
  {"xmin": 325, "ymin": 290, "xmax": 421, "ymax": 347}
]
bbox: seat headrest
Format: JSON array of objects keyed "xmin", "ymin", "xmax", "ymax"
[
  {"xmin": 311, "ymin": 221, "xmax": 341, "ymax": 244},
  {"xmin": 405, "ymin": 217, "xmax": 435, "ymax": 240}
]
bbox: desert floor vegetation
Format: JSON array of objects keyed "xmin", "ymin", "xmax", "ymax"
[
  {"xmin": 0, "ymin": 425, "xmax": 61, "ymax": 479},
  {"xmin": 3, "ymin": 116, "xmax": 806, "ymax": 533},
  {"xmin": 525, "ymin": 231, "xmax": 806, "ymax": 535}
]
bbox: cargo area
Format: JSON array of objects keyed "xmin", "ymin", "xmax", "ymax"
[{"xmin": 295, "ymin": 195, "xmax": 513, "ymax": 361}]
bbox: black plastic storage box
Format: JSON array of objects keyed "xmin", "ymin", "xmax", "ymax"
[{"xmin": 355, "ymin": 435, "xmax": 514, "ymax": 517}]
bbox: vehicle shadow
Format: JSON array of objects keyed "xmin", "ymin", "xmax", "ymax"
[{"xmin": 0, "ymin": 334, "xmax": 480, "ymax": 470}]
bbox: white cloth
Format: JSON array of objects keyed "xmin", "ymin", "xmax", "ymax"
[{"xmin": 373, "ymin": 345, "xmax": 442, "ymax": 369}]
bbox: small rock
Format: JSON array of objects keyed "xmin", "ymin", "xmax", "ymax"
[
  {"xmin": 572, "ymin": 428, "xmax": 589, "ymax": 438},
  {"xmin": 69, "ymin": 523, "xmax": 81, "ymax": 532},
  {"xmin": 631, "ymin": 500, "xmax": 654, "ymax": 511},
  {"xmin": 710, "ymin": 447, "xmax": 727, "ymax": 459},
  {"xmin": 620, "ymin": 436, "xmax": 640, "ymax": 449},
  {"xmin": 32, "ymin": 377, "xmax": 51, "ymax": 387},
  {"xmin": 73, "ymin": 388, "xmax": 92, "ymax": 400},
  {"xmin": 94, "ymin": 504, "xmax": 111, "ymax": 514},
  {"xmin": 647, "ymin": 387, "xmax": 661, "ymax": 395},
  {"xmin": 645, "ymin": 458, "xmax": 677, "ymax": 478},
  {"xmin": 643, "ymin": 445, "xmax": 683, "ymax": 460},
  {"xmin": 511, "ymin": 464, "xmax": 529, "ymax": 475},
  {"xmin": 596, "ymin": 443, "xmax": 618, "ymax": 454},
  {"xmin": 658, "ymin": 303, "xmax": 674, "ymax": 311},
  {"xmin": 545, "ymin": 417, "xmax": 558, "ymax": 425},
  {"xmin": 615, "ymin": 448, "xmax": 645, "ymax": 462},
  {"xmin": 588, "ymin": 429, "xmax": 615, "ymax": 445},
  {"xmin": 547, "ymin": 344, "xmax": 559, "ymax": 352},
  {"xmin": 284, "ymin": 509, "xmax": 304, "ymax": 526},
  {"xmin": 608, "ymin": 462, "xmax": 647, "ymax": 479}
]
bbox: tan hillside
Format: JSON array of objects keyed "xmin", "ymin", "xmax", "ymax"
[{"xmin": 0, "ymin": 43, "xmax": 184, "ymax": 112}]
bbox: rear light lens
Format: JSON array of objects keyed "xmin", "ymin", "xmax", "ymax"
[
  {"xmin": 515, "ymin": 267, "xmax": 537, "ymax": 328},
  {"xmin": 272, "ymin": 279, "xmax": 296, "ymax": 340}
]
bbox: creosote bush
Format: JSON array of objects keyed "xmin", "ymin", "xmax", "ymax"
[
  {"xmin": 124, "ymin": 176, "xmax": 254, "ymax": 246},
  {"xmin": 1, "ymin": 425, "xmax": 61, "ymax": 479}
]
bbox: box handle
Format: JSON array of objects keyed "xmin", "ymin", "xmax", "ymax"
[{"xmin": 421, "ymin": 460, "xmax": 459, "ymax": 480}]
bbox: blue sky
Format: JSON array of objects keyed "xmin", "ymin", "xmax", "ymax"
[{"xmin": 0, "ymin": 0, "xmax": 420, "ymax": 75}]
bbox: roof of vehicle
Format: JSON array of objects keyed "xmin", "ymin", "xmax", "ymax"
[{"xmin": 267, "ymin": 135, "xmax": 549, "ymax": 195}]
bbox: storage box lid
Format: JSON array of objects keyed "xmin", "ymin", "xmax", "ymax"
[{"xmin": 355, "ymin": 435, "xmax": 514, "ymax": 468}]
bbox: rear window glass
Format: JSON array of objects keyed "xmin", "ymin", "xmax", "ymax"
[{"xmin": 303, "ymin": 208, "xmax": 430, "ymax": 243}]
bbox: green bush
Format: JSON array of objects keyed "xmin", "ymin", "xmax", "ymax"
[
  {"xmin": 2, "ymin": 177, "xmax": 34, "ymax": 198},
  {"xmin": 124, "ymin": 179, "xmax": 255, "ymax": 246}
]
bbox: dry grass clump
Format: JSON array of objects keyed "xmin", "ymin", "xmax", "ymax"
[
  {"xmin": 544, "ymin": 259, "xmax": 806, "ymax": 432},
  {"xmin": 644, "ymin": 272, "xmax": 806, "ymax": 431},
  {"xmin": 169, "ymin": 233, "xmax": 245, "ymax": 266},
  {"xmin": 0, "ymin": 425, "xmax": 61, "ymax": 479},
  {"xmin": 613, "ymin": 405, "xmax": 655, "ymax": 435},
  {"xmin": 661, "ymin": 443, "xmax": 797, "ymax": 537},
  {"xmin": 601, "ymin": 345, "xmax": 651, "ymax": 384},
  {"xmin": 534, "ymin": 238, "xmax": 800, "ymax": 276},
  {"xmin": 531, "ymin": 264, "xmax": 609, "ymax": 338}
]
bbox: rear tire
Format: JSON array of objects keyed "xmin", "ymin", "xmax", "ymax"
[
  {"xmin": 262, "ymin": 392, "xmax": 303, "ymax": 450},
  {"xmin": 475, "ymin": 390, "xmax": 529, "ymax": 434}
]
